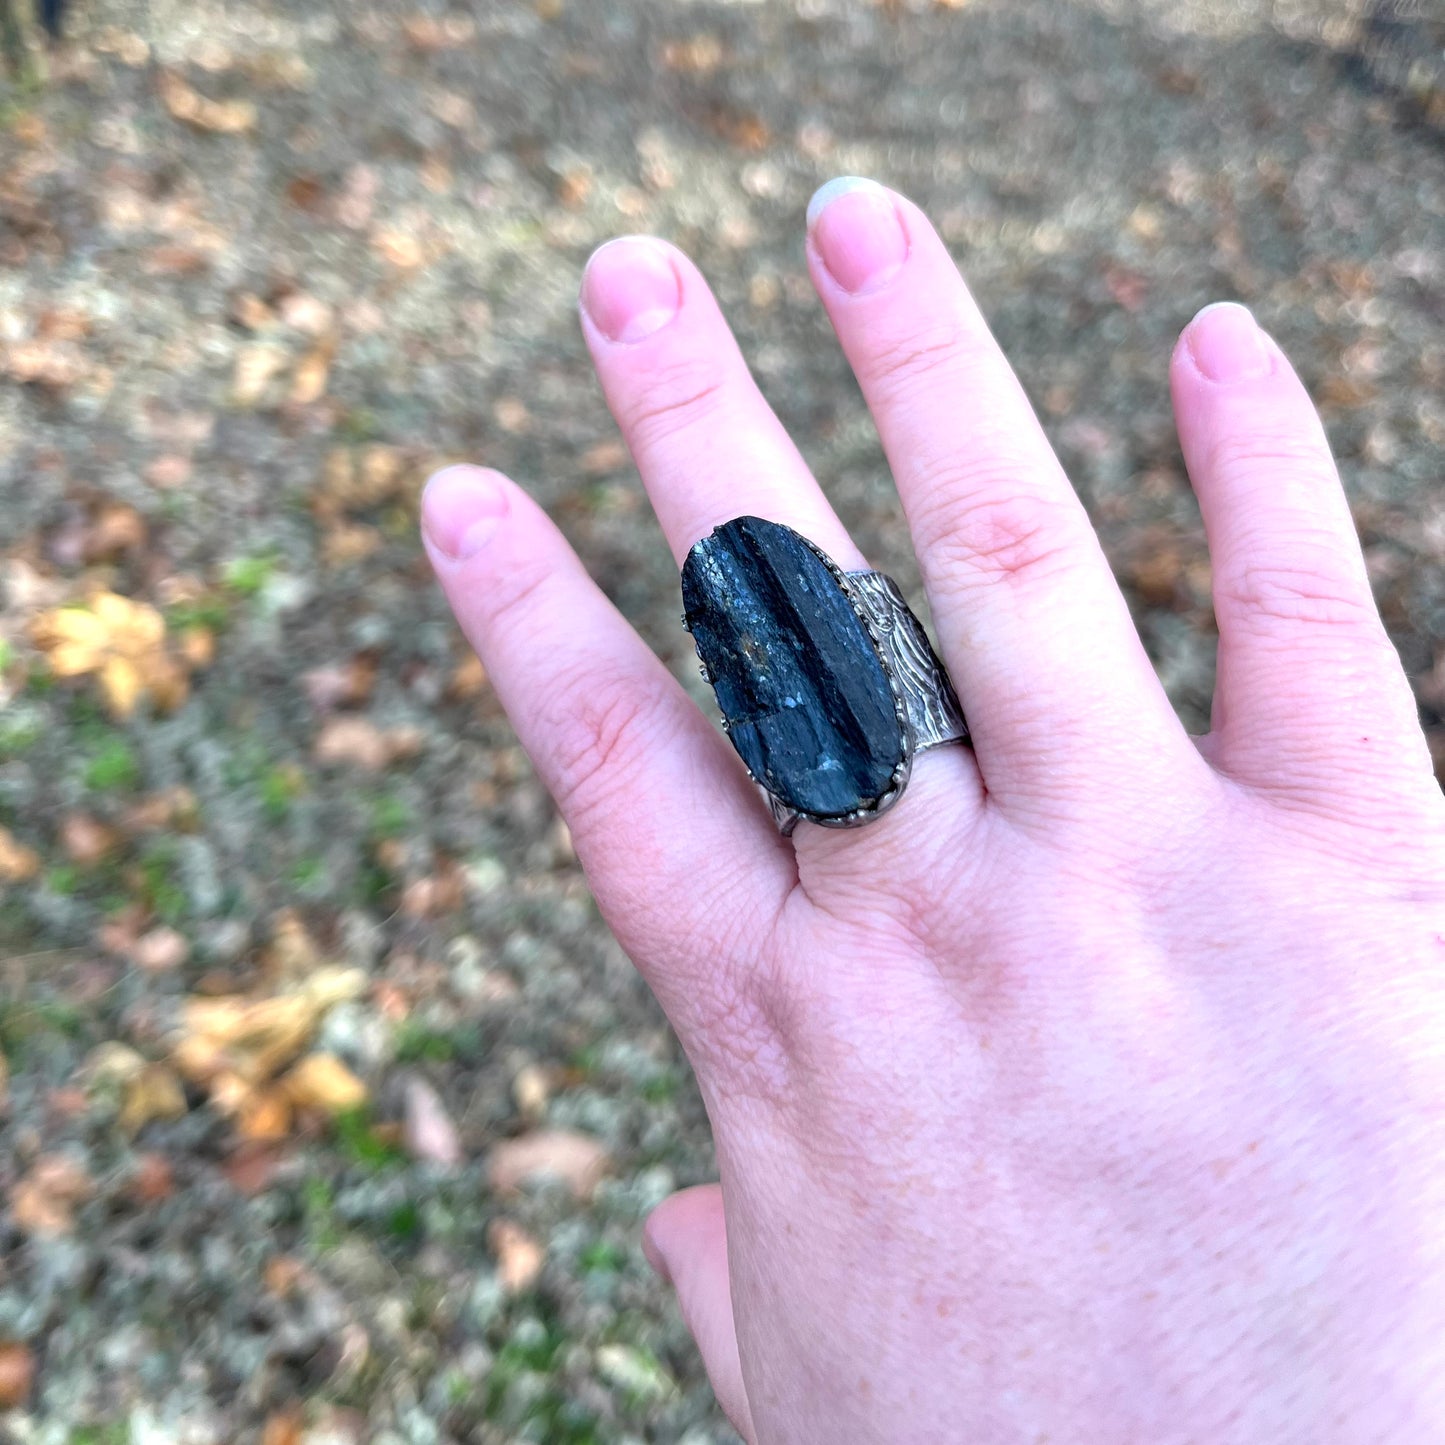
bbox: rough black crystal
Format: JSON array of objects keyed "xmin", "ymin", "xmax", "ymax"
[{"xmin": 681, "ymin": 516, "xmax": 905, "ymax": 821}]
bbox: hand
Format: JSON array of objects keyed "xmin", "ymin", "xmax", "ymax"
[{"xmin": 421, "ymin": 178, "xmax": 1445, "ymax": 1444}]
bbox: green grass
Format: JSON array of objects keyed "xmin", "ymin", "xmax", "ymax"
[
  {"xmin": 84, "ymin": 736, "xmax": 140, "ymax": 791},
  {"xmin": 222, "ymin": 552, "xmax": 279, "ymax": 597},
  {"xmin": 368, "ymin": 792, "xmax": 412, "ymax": 839},
  {"xmin": 335, "ymin": 1107, "xmax": 406, "ymax": 1171},
  {"xmin": 580, "ymin": 1241, "xmax": 627, "ymax": 1275},
  {"xmin": 138, "ymin": 841, "xmax": 187, "ymax": 923},
  {"xmin": 259, "ymin": 763, "xmax": 305, "ymax": 822}
]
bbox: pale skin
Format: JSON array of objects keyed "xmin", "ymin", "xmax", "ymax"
[{"xmin": 421, "ymin": 178, "xmax": 1445, "ymax": 1443}]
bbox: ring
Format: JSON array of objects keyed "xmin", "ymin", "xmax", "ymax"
[{"xmin": 681, "ymin": 516, "xmax": 968, "ymax": 835}]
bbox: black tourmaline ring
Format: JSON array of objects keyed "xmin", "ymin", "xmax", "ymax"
[{"xmin": 681, "ymin": 516, "xmax": 968, "ymax": 835}]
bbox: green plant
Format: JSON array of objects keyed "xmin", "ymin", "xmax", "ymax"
[{"xmin": 84, "ymin": 736, "xmax": 140, "ymax": 791}]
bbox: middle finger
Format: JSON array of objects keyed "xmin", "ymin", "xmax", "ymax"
[{"xmin": 806, "ymin": 178, "xmax": 1201, "ymax": 818}]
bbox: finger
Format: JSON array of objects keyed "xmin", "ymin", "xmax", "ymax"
[
  {"xmin": 580, "ymin": 233, "xmax": 987, "ymax": 845},
  {"xmin": 644, "ymin": 1185, "xmax": 755, "ymax": 1442},
  {"xmin": 1170, "ymin": 304, "xmax": 1432, "ymax": 797},
  {"xmin": 579, "ymin": 235, "xmax": 864, "ymax": 569},
  {"xmin": 421, "ymin": 465, "xmax": 792, "ymax": 1018},
  {"xmin": 805, "ymin": 178, "xmax": 1199, "ymax": 816}
]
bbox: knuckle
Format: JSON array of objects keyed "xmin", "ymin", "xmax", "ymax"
[
  {"xmin": 861, "ymin": 317, "xmax": 976, "ymax": 393},
  {"xmin": 616, "ymin": 356, "xmax": 726, "ymax": 451},
  {"xmin": 1220, "ymin": 559, "xmax": 1379, "ymax": 631},
  {"xmin": 914, "ymin": 477, "xmax": 1088, "ymax": 593}
]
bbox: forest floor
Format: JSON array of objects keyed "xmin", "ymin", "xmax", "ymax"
[{"xmin": 1, "ymin": 0, "xmax": 1442, "ymax": 1441}]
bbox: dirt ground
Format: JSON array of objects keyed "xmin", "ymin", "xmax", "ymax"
[{"xmin": 1, "ymin": 1, "xmax": 1442, "ymax": 1441}]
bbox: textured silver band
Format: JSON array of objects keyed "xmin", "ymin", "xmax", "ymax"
[
  {"xmin": 845, "ymin": 570, "xmax": 968, "ymax": 754},
  {"xmin": 766, "ymin": 568, "xmax": 967, "ymax": 835}
]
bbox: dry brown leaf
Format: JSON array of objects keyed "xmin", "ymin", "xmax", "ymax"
[
  {"xmin": 660, "ymin": 34, "xmax": 724, "ymax": 73},
  {"xmin": 303, "ymin": 655, "xmax": 378, "ymax": 712},
  {"xmin": 372, "ymin": 229, "xmax": 425, "ymax": 270},
  {"xmin": 11, "ymin": 1155, "xmax": 93, "ymax": 1236},
  {"xmin": 580, "ymin": 439, "xmax": 629, "ymax": 476},
  {"xmin": 221, "ymin": 1142, "xmax": 288, "ymax": 1195},
  {"xmin": 129, "ymin": 1153, "xmax": 175, "ymax": 1204},
  {"xmin": 279, "ymin": 292, "xmax": 334, "ymax": 335},
  {"xmin": 320, "ymin": 523, "xmax": 383, "ymax": 568},
  {"xmin": 488, "ymin": 1218, "xmax": 545, "ymax": 1294},
  {"xmin": 289, "ymin": 341, "xmax": 334, "ymax": 405},
  {"xmin": 32, "ymin": 592, "xmax": 179, "ymax": 719},
  {"xmin": 0, "ymin": 1342, "xmax": 34, "ymax": 1409},
  {"xmin": 237, "ymin": 1087, "xmax": 292, "ymax": 1141},
  {"xmin": 511, "ymin": 1063, "xmax": 551, "ymax": 1124},
  {"xmin": 446, "ymin": 652, "xmax": 488, "ymax": 700},
  {"xmin": 487, "ymin": 1130, "xmax": 611, "ymax": 1201},
  {"xmin": 159, "ymin": 70, "xmax": 258, "ymax": 134},
  {"xmin": 403, "ymin": 1076, "xmax": 462, "ymax": 1167},
  {"xmin": 313, "ymin": 717, "xmax": 421, "ymax": 771},
  {"xmin": 2, "ymin": 339, "xmax": 89, "ymax": 390},
  {"xmin": 179, "ymin": 625, "xmax": 216, "ymax": 669},
  {"xmin": 119, "ymin": 1062, "xmax": 188, "ymax": 1134},
  {"xmin": 263, "ymin": 1255, "xmax": 308, "ymax": 1297},
  {"xmin": 283, "ymin": 1054, "xmax": 367, "ymax": 1116},
  {"xmin": 60, "ymin": 812, "xmax": 121, "ymax": 865},
  {"xmin": 132, "ymin": 926, "xmax": 189, "ymax": 973},
  {"xmin": 83, "ymin": 502, "xmax": 148, "ymax": 561},
  {"xmin": 0, "ymin": 827, "xmax": 40, "ymax": 883},
  {"xmin": 233, "ymin": 343, "xmax": 289, "ymax": 406},
  {"xmin": 121, "ymin": 786, "xmax": 198, "ymax": 833}
]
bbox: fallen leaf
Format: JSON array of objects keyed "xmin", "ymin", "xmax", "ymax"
[
  {"xmin": 0, "ymin": 1342, "xmax": 34, "ymax": 1409},
  {"xmin": 232, "ymin": 343, "xmax": 289, "ymax": 406},
  {"xmin": 487, "ymin": 1130, "xmax": 611, "ymax": 1201},
  {"xmin": 283, "ymin": 1054, "xmax": 367, "ymax": 1116},
  {"xmin": 158, "ymin": 70, "xmax": 258, "ymax": 134},
  {"xmin": 279, "ymin": 292, "xmax": 333, "ymax": 335},
  {"xmin": 372, "ymin": 229, "xmax": 425, "ymax": 270},
  {"xmin": 488, "ymin": 1218, "xmax": 544, "ymax": 1294},
  {"xmin": 59, "ymin": 813, "xmax": 119, "ymax": 866},
  {"xmin": 0, "ymin": 827, "xmax": 40, "ymax": 883},
  {"xmin": 262, "ymin": 1408, "xmax": 303, "ymax": 1445},
  {"xmin": 132, "ymin": 926, "xmax": 189, "ymax": 973},
  {"xmin": 302, "ymin": 656, "xmax": 378, "ymax": 712},
  {"xmin": 32, "ymin": 592, "xmax": 182, "ymax": 720},
  {"xmin": 445, "ymin": 653, "xmax": 488, "ymax": 700},
  {"xmin": 129, "ymin": 1153, "xmax": 175, "ymax": 1204},
  {"xmin": 119, "ymin": 1063, "xmax": 188, "ymax": 1134},
  {"xmin": 11, "ymin": 1154, "xmax": 93, "ymax": 1236},
  {"xmin": 313, "ymin": 717, "xmax": 422, "ymax": 771},
  {"xmin": 83, "ymin": 502, "xmax": 148, "ymax": 561},
  {"xmin": 263, "ymin": 1255, "xmax": 308, "ymax": 1297},
  {"xmin": 511, "ymin": 1063, "xmax": 551, "ymax": 1124},
  {"xmin": 237, "ymin": 1086, "xmax": 293, "ymax": 1141},
  {"xmin": 580, "ymin": 439, "xmax": 629, "ymax": 476},
  {"xmin": 85, "ymin": 1041, "xmax": 148, "ymax": 1087},
  {"xmin": 289, "ymin": 342, "xmax": 334, "ymax": 405},
  {"xmin": 403, "ymin": 1076, "xmax": 462, "ymax": 1167},
  {"xmin": 594, "ymin": 1343, "xmax": 676, "ymax": 1402},
  {"xmin": 221, "ymin": 1143, "xmax": 288, "ymax": 1195}
]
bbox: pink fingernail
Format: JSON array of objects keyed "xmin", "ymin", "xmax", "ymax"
[
  {"xmin": 1185, "ymin": 302, "xmax": 1272, "ymax": 382},
  {"xmin": 421, "ymin": 465, "xmax": 509, "ymax": 560},
  {"xmin": 807, "ymin": 176, "xmax": 909, "ymax": 295},
  {"xmin": 581, "ymin": 237, "xmax": 682, "ymax": 343}
]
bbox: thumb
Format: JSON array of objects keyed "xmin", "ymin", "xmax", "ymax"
[{"xmin": 644, "ymin": 1183, "xmax": 755, "ymax": 1442}]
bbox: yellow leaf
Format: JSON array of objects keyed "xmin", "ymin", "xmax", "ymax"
[
  {"xmin": 0, "ymin": 826, "xmax": 40, "ymax": 883},
  {"xmin": 46, "ymin": 640, "xmax": 104, "ymax": 677},
  {"xmin": 237, "ymin": 1087, "xmax": 292, "ymax": 1141},
  {"xmin": 119, "ymin": 1063, "xmax": 188, "ymax": 1134},
  {"xmin": 282, "ymin": 1053, "xmax": 367, "ymax": 1115},
  {"xmin": 100, "ymin": 656, "xmax": 143, "ymax": 718}
]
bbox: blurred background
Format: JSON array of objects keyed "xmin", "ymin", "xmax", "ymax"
[{"xmin": 0, "ymin": 0, "xmax": 1442, "ymax": 1440}]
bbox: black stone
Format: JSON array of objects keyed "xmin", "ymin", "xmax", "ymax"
[{"xmin": 681, "ymin": 516, "xmax": 905, "ymax": 821}]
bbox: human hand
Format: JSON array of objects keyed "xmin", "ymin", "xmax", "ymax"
[{"xmin": 421, "ymin": 178, "xmax": 1445, "ymax": 1444}]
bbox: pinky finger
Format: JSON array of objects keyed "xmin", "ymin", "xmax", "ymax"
[{"xmin": 421, "ymin": 466, "xmax": 791, "ymax": 1013}]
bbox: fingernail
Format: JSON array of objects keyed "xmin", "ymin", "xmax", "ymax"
[
  {"xmin": 807, "ymin": 176, "xmax": 909, "ymax": 295},
  {"xmin": 1185, "ymin": 302, "xmax": 1272, "ymax": 382},
  {"xmin": 581, "ymin": 236, "xmax": 682, "ymax": 343},
  {"xmin": 421, "ymin": 465, "xmax": 509, "ymax": 560}
]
